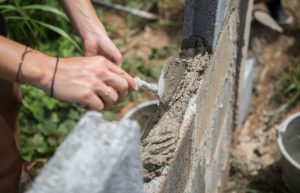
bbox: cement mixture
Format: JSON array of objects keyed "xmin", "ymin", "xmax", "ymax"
[{"xmin": 142, "ymin": 45, "xmax": 211, "ymax": 182}]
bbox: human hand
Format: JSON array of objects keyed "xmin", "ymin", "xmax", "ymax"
[
  {"xmin": 43, "ymin": 56, "xmax": 137, "ymax": 111},
  {"xmin": 82, "ymin": 29, "xmax": 123, "ymax": 67},
  {"xmin": 59, "ymin": 0, "xmax": 122, "ymax": 66},
  {"xmin": 0, "ymin": 36, "xmax": 134, "ymax": 111}
]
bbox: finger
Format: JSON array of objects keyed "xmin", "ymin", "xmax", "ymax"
[
  {"xmin": 104, "ymin": 60, "xmax": 138, "ymax": 91},
  {"xmin": 97, "ymin": 38, "xmax": 123, "ymax": 67},
  {"xmin": 111, "ymin": 51, "xmax": 122, "ymax": 67},
  {"xmin": 103, "ymin": 72, "xmax": 129, "ymax": 102},
  {"xmin": 79, "ymin": 91, "xmax": 104, "ymax": 111},
  {"xmin": 95, "ymin": 83, "xmax": 119, "ymax": 107}
]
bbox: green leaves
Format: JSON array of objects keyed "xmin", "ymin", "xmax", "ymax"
[
  {"xmin": 21, "ymin": 4, "xmax": 68, "ymax": 20},
  {"xmin": 20, "ymin": 85, "xmax": 84, "ymax": 161},
  {"xmin": 33, "ymin": 19, "xmax": 80, "ymax": 50},
  {"xmin": 0, "ymin": 0, "xmax": 81, "ymax": 52},
  {"xmin": 271, "ymin": 62, "xmax": 300, "ymax": 122}
]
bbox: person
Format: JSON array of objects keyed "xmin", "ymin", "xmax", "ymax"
[{"xmin": 0, "ymin": 1, "xmax": 138, "ymax": 193}]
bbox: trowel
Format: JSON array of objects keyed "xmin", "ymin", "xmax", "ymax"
[{"xmin": 134, "ymin": 58, "xmax": 185, "ymax": 105}]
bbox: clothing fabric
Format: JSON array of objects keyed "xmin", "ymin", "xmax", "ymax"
[{"xmin": 0, "ymin": 14, "xmax": 22, "ymax": 193}]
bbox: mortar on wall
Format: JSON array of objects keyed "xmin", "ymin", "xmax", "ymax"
[{"xmin": 277, "ymin": 112, "xmax": 300, "ymax": 193}]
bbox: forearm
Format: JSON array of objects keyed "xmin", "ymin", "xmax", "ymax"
[
  {"xmin": 0, "ymin": 36, "xmax": 53, "ymax": 90},
  {"xmin": 59, "ymin": 0, "xmax": 107, "ymax": 39}
]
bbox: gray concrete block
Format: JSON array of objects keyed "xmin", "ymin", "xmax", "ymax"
[
  {"xmin": 183, "ymin": 0, "xmax": 231, "ymax": 51},
  {"xmin": 26, "ymin": 112, "xmax": 143, "ymax": 193},
  {"xmin": 205, "ymin": 109, "xmax": 233, "ymax": 193}
]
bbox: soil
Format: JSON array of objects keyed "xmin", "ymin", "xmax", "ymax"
[
  {"xmin": 227, "ymin": 17, "xmax": 300, "ymax": 193},
  {"xmin": 103, "ymin": 10, "xmax": 183, "ymax": 61}
]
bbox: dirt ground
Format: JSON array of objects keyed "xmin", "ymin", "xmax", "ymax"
[{"xmin": 227, "ymin": 9, "xmax": 300, "ymax": 193}]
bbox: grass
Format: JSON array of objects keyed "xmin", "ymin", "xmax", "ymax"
[{"xmin": 270, "ymin": 61, "xmax": 300, "ymax": 122}]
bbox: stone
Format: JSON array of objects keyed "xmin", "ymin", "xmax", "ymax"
[{"xmin": 26, "ymin": 112, "xmax": 143, "ymax": 193}]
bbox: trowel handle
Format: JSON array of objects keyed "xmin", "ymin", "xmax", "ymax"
[{"xmin": 134, "ymin": 77, "xmax": 158, "ymax": 94}]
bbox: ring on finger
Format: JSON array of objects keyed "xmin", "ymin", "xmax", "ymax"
[{"xmin": 104, "ymin": 86, "xmax": 113, "ymax": 97}]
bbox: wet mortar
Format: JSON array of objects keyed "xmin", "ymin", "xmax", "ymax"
[{"xmin": 142, "ymin": 45, "xmax": 211, "ymax": 182}]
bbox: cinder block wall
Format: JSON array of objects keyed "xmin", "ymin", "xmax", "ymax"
[{"xmin": 145, "ymin": 0, "xmax": 252, "ymax": 192}]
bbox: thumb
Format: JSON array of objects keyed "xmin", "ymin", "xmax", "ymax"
[{"xmin": 83, "ymin": 39, "xmax": 98, "ymax": 57}]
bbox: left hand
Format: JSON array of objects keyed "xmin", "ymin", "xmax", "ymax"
[
  {"xmin": 59, "ymin": 0, "xmax": 123, "ymax": 66},
  {"xmin": 82, "ymin": 29, "xmax": 123, "ymax": 67}
]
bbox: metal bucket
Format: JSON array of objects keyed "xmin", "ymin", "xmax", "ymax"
[
  {"xmin": 122, "ymin": 100, "xmax": 159, "ymax": 139},
  {"xmin": 277, "ymin": 113, "xmax": 300, "ymax": 193}
]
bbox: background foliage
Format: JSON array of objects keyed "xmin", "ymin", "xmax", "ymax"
[{"xmin": 272, "ymin": 61, "xmax": 300, "ymax": 119}]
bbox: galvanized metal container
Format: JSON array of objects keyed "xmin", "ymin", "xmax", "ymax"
[
  {"xmin": 277, "ymin": 113, "xmax": 300, "ymax": 193},
  {"xmin": 122, "ymin": 100, "xmax": 159, "ymax": 139}
]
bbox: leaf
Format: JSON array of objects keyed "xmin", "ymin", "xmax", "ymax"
[
  {"xmin": 5, "ymin": 16, "xmax": 80, "ymax": 51},
  {"xmin": 22, "ymin": 5, "xmax": 68, "ymax": 21},
  {"xmin": 0, "ymin": 5, "xmax": 18, "ymax": 13},
  {"xmin": 42, "ymin": 120, "xmax": 57, "ymax": 136},
  {"xmin": 47, "ymin": 137, "xmax": 58, "ymax": 147},
  {"xmin": 33, "ymin": 20, "xmax": 81, "ymax": 51}
]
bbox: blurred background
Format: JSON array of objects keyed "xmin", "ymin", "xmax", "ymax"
[{"xmin": 0, "ymin": 0, "xmax": 299, "ymax": 192}]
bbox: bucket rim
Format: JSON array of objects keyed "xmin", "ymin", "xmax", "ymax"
[
  {"xmin": 121, "ymin": 100, "xmax": 159, "ymax": 120},
  {"xmin": 277, "ymin": 112, "xmax": 300, "ymax": 170}
]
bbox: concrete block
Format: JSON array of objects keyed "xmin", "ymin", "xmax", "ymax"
[
  {"xmin": 183, "ymin": 0, "xmax": 231, "ymax": 51},
  {"xmin": 26, "ymin": 112, "xmax": 143, "ymax": 193},
  {"xmin": 193, "ymin": 8, "xmax": 238, "ymax": 149},
  {"xmin": 205, "ymin": 109, "xmax": 233, "ymax": 193}
]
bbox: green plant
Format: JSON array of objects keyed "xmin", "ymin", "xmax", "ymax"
[
  {"xmin": 271, "ymin": 62, "xmax": 300, "ymax": 120},
  {"xmin": 0, "ymin": 0, "xmax": 81, "ymax": 51},
  {"xmin": 20, "ymin": 85, "xmax": 84, "ymax": 161}
]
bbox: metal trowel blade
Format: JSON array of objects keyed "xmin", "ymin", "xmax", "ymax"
[
  {"xmin": 155, "ymin": 58, "xmax": 185, "ymax": 104},
  {"xmin": 135, "ymin": 58, "xmax": 185, "ymax": 104}
]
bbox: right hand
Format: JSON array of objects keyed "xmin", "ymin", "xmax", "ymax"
[{"xmin": 43, "ymin": 56, "xmax": 138, "ymax": 111}]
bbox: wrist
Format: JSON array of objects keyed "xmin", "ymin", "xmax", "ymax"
[
  {"xmin": 22, "ymin": 51, "xmax": 55, "ymax": 93},
  {"xmin": 80, "ymin": 21, "xmax": 107, "ymax": 41}
]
